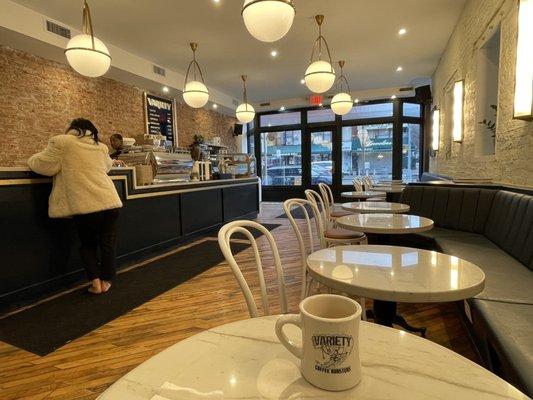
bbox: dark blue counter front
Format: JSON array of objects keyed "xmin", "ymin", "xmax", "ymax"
[{"xmin": 0, "ymin": 168, "xmax": 260, "ymax": 310}]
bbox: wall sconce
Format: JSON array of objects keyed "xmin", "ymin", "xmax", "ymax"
[
  {"xmin": 431, "ymin": 108, "xmax": 440, "ymax": 151},
  {"xmin": 514, "ymin": 0, "xmax": 533, "ymax": 120},
  {"xmin": 453, "ymin": 80, "xmax": 464, "ymax": 142}
]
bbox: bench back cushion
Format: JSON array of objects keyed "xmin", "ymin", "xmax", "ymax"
[
  {"xmin": 401, "ymin": 185, "xmax": 497, "ymax": 233},
  {"xmin": 484, "ymin": 190, "xmax": 533, "ymax": 270}
]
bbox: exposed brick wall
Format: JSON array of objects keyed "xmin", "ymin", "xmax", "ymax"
[
  {"xmin": 177, "ymin": 102, "xmax": 238, "ymax": 153},
  {"xmin": 0, "ymin": 45, "xmax": 238, "ymax": 166},
  {"xmin": 430, "ymin": 0, "xmax": 533, "ymax": 186}
]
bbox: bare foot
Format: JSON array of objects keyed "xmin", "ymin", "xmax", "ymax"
[
  {"xmin": 88, "ymin": 278, "xmax": 102, "ymax": 294},
  {"xmin": 101, "ymin": 281, "xmax": 112, "ymax": 293}
]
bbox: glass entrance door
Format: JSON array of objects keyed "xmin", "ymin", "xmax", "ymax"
[{"xmin": 309, "ymin": 129, "xmax": 334, "ymax": 185}]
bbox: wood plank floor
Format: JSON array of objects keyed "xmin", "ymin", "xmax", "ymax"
[{"xmin": 0, "ymin": 202, "xmax": 478, "ymax": 399}]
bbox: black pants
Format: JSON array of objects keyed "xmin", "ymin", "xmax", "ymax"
[{"xmin": 73, "ymin": 208, "xmax": 120, "ymax": 281}]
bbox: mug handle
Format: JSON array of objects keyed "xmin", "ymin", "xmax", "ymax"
[{"xmin": 275, "ymin": 314, "xmax": 303, "ymax": 359}]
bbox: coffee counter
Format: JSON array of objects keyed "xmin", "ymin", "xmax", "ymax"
[{"xmin": 0, "ymin": 167, "xmax": 260, "ymax": 310}]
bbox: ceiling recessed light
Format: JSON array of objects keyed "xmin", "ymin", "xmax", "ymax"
[
  {"xmin": 212, "ymin": 103, "xmax": 218, "ymax": 109},
  {"xmin": 212, "ymin": 0, "xmax": 220, "ymax": 3},
  {"xmin": 162, "ymin": 86, "xmax": 169, "ymax": 93},
  {"xmin": 300, "ymin": 79, "xmax": 305, "ymax": 84},
  {"xmin": 398, "ymin": 28, "xmax": 407, "ymax": 36},
  {"xmin": 279, "ymin": 106, "xmax": 285, "ymax": 111},
  {"xmin": 391, "ymin": 95, "xmax": 397, "ymax": 99},
  {"xmin": 270, "ymin": 50, "xmax": 278, "ymax": 57},
  {"xmin": 396, "ymin": 66, "xmax": 403, "ymax": 72}
]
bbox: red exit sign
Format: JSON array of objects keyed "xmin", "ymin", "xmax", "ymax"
[{"xmin": 309, "ymin": 94, "xmax": 323, "ymax": 106}]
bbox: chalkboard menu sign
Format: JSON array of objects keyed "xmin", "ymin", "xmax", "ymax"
[{"xmin": 144, "ymin": 93, "xmax": 175, "ymax": 144}]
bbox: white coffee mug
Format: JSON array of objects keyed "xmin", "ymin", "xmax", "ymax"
[{"xmin": 275, "ymin": 294, "xmax": 362, "ymax": 391}]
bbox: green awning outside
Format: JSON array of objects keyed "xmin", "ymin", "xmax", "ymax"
[{"xmin": 266, "ymin": 144, "xmax": 331, "ymax": 156}]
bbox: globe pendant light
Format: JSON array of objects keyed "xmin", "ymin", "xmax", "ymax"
[
  {"xmin": 304, "ymin": 15, "xmax": 336, "ymax": 94},
  {"xmin": 65, "ymin": 1, "xmax": 111, "ymax": 78},
  {"xmin": 330, "ymin": 60, "xmax": 353, "ymax": 116},
  {"xmin": 183, "ymin": 43, "xmax": 209, "ymax": 108},
  {"xmin": 242, "ymin": 0, "xmax": 295, "ymax": 42},
  {"xmin": 236, "ymin": 75, "xmax": 255, "ymax": 123}
]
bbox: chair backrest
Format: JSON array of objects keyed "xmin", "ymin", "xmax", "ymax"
[
  {"xmin": 353, "ymin": 178, "xmax": 363, "ymax": 191},
  {"xmin": 318, "ymin": 183, "xmax": 335, "ymax": 221},
  {"xmin": 218, "ymin": 220, "xmax": 288, "ymax": 317},
  {"xmin": 363, "ymin": 176, "xmax": 373, "ymax": 189},
  {"xmin": 283, "ymin": 198, "xmax": 324, "ymax": 299},
  {"xmin": 305, "ymin": 189, "xmax": 329, "ymax": 247}
]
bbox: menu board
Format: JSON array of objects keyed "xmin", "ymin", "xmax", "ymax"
[{"xmin": 144, "ymin": 93, "xmax": 175, "ymax": 144}]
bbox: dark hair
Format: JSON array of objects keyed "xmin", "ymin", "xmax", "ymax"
[
  {"xmin": 66, "ymin": 118, "xmax": 99, "ymax": 143},
  {"xmin": 110, "ymin": 133, "xmax": 123, "ymax": 141}
]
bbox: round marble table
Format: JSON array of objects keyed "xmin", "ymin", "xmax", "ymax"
[
  {"xmin": 336, "ymin": 213, "xmax": 434, "ymax": 234},
  {"xmin": 97, "ymin": 316, "xmax": 526, "ymax": 400},
  {"xmin": 341, "ymin": 201, "xmax": 410, "ymax": 214},
  {"xmin": 306, "ymin": 245, "xmax": 485, "ymax": 303},
  {"xmin": 341, "ymin": 191, "xmax": 383, "ymax": 201}
]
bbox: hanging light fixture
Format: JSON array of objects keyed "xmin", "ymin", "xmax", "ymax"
[
  {"xmin": 241, "ymin": 0, "xmax": 295, "ymax": 42},
  {"xmin": 236, "ymin": 75, "xmax": 255, "ymax": 124},
  {"xmin": 304, "ymin": 15, "xmax": 336, "ymax": 94},
  {"xmin": 330, "ymin": 60, "xmax": 353, "ymax": 116},
  {"xmin": 183, "ymin": 43, "xmax": 209, "ymax": 108},
  {"xmin": 65, "ymin": 1, "xmax": 111, "ymax": 78}
]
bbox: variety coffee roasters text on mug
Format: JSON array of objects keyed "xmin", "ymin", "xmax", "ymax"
[{"xmin": 312, "ymin": 333, "xmax": 354, "ymax": 372}]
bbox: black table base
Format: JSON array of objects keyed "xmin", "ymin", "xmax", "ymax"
[{"xmin": 367, "ymin": 300, "xmax": 427, "ymax": 337}]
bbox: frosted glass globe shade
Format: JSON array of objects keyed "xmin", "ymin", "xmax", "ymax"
[
  {"xmin": 65, "ymin": 34, "xmax": 111, "ymax": 77},
  {"xmin": 236, "ymin": 103, "xmax": 255, "ymax": 123},
  {"xmin": 304, "ymin": 60, "xmax": 336, "ymax": 93},
  {"xmin": 242, "ymin": 0, "xmax": 295, "ymax": 42},
  {"xmin": 331, "ymin": 92, "xmax": 353, "ymax": 115},
  {"xmin": 183, "ymin": 81, "xmax": 209, "ymax": 108}
]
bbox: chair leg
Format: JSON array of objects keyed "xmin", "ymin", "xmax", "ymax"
[{"xmin": 304, "ymin": 275, "xmax": 312, "ymax": 298}]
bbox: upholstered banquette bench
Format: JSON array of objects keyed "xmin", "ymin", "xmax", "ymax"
[{"xmin": 398, "ymin": 183, "xmax": 533, "ymax": 396}]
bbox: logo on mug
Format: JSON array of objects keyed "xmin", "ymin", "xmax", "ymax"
[{"xmin": 312, "ymin": 333, "xmax": 354, "ymax": 373}]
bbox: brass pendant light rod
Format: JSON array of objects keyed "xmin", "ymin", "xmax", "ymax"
[
  {"xmin": 81, "ymin": 0, "xmax": 95, "ymax": 49},
  {"xmin": 337, "ymin": 60, "xmax": 351, "ymax": 93},
  {"xmin": 184, "ymin": 42, "xmax": 206, "ymax": 87},
  {"xmin": 241, "ymin": 75, "xmax": 248, "ymax": 104},
  {"xmin": 309, "ymin": 15, "xmax": 334, "ymax": 69}
]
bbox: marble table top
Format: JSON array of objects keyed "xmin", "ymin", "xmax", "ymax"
[
  {"xmin": 341, "ymin": 202, "xmax": 410, "ymax": 214},
  {"xmin": 307, "ymin": 245, "xmax": 485, "ymax": 302},
  {"xmin": 97, "ymin": 316, "xmax": 526, "ymax": 400},
  {"xmin": 372, "ymin": 186, "xmax": 405, "ymax": 193},
  {"xmin": 336, "ymin": 213, "xmax": 434, "ymax": 234},
  {"xmin": 341, "ymin": 191, "xmax": 383, "ymax": 199}
]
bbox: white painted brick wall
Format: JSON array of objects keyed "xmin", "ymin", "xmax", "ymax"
[{"xmin": 430, "ymin": 0, "xmax": 533, "ymax": 186}]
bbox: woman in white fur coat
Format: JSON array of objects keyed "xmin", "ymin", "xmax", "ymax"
[{"xmin": 28, "ymin": 118, "xmax": 123, "ymax": 295}]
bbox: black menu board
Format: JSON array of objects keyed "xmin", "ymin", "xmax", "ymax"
[{"xmin": 144, "ymin": 93, "xmax": 175, "ymax": 144}]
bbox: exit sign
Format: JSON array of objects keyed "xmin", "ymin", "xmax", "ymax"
[{"xmin": 309, "ymin": 94, "xmax": 323, "ymax": 106}]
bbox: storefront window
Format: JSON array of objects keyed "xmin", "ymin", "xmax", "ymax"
[
  {"xmin": 341, "ymin": 124, "xmax": 393, "ymax": 184},
  {"xmin": 342, "ymin": 102, "xmax": 393, "ymax": 120},
  {"xmin": 260, "ymin": 112, "xmax": 301, "ymax": 127},
  {"xmin": 261, "ymin": 130, "xmax": 302, "ymax": 186},
  {"xmin": 403, "ymin": 103, "xmax": 421, "ymax": 117},
  {"xmin": 308, "ymin": 108, "xmax": 336, "ymax": 123},
  {"xmin": 311, "ymin": 131, "xmax": 333, "ymax": 185},
  {"xmin": 402, "ymin": 123, "xmax": 421, "ymax": 182}
]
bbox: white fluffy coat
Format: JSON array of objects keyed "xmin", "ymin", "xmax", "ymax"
[{"xmin": 28, "ymin": 134, "xmax": 123, "ymax": 218}]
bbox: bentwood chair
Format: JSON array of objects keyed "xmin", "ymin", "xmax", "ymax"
[
  {"xmin": 305, "ymin": 189, "xmax": 367, "ymax": 247},
  {"xmin": 218, "ymin": 220, "xmax": 288, "ymax": 318},
  {"xmin": 283, "ymin": 198, "xmax": 323, "ymax": 299},
  {"xmin": 318, "ymin": 183, "xmax": 352, "ymax": 223},
  {"xmin": 352, "ymin": 177, "xmax": 364, "ymax": 192}
]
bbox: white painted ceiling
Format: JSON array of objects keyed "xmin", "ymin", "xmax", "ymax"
[{"xmin": 13, "ymin": 0, "xmax": 466, "ymax": 102}]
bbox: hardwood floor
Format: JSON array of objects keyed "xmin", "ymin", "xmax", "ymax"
[{"xmin": 0, "ymin": 202, "xmax": 478, "ymax": 399}]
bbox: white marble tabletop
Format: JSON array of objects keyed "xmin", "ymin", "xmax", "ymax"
[
  {"xmin": 336, "ymin": 213, "xmax": 434, "ymax": 234},
  {"xmin": 97, "ymin": 316, "xmax": 525, "ymax": 400},
  {"xmin": 307, "ymin": 245, "xmax": 485, "ymax": 302},
  {"xmin": 341, "ymin": 191, "xmax": 383, "ymax": 199},
  {"xmin": 372, "ymin": 186, "xmax": 405, "ymax": 193},
  {"xmin": 341, "ymin": 202, "xmax": 410, "ymax": 214}
]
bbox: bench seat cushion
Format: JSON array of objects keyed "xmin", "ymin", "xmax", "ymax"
[
  {"xmin": 471, "ymin": 300, "xmax": 533, "ymax": 396},
  {"xmin": 434, "ymin": 234, "xmax": 533, "ymax": 304}
]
